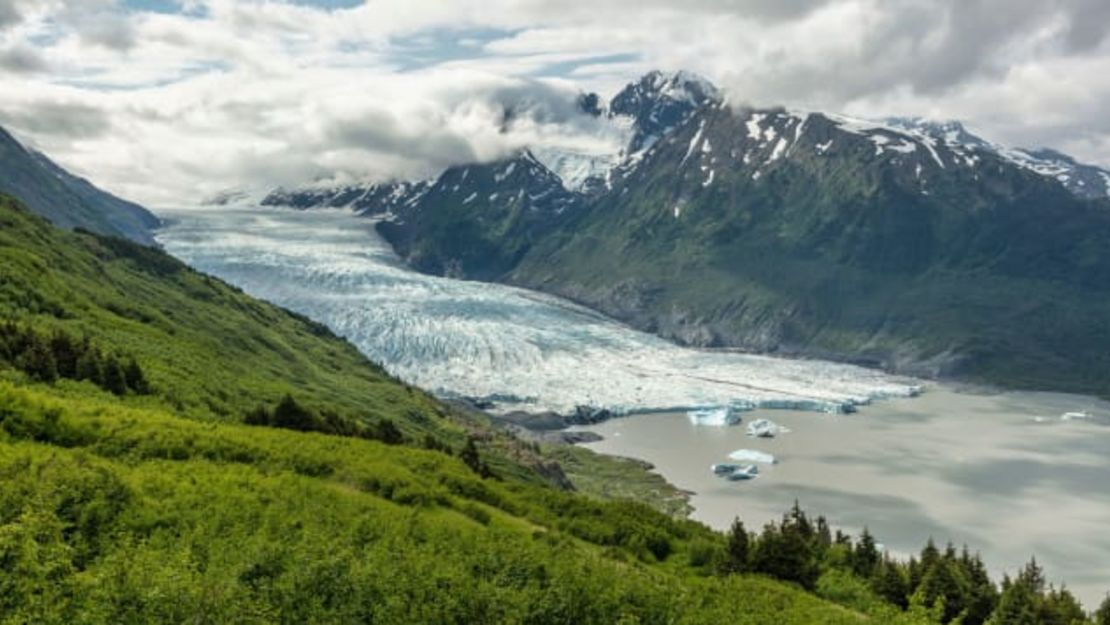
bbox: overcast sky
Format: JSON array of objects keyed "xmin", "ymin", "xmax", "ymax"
[{"xmin": 1, "ymin": 0, "xmax": 1108, "ymax": 205}]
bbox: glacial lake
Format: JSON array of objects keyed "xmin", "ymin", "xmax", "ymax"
[
  {"xmin": 575, "ymin": 387, "xmax": 1110, "ymax": 605},
  {"xmin": 157, "ymin": 205, "xmax": 1110, "ymax": 605}
]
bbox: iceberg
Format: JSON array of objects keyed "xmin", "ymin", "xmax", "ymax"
[
  {"xmin": 746, "ymin": 418, "xmax": 789, "ymax": 438},
  {"xmin": 728, "ymin": 449, "xmax": 777, "ymax": 464},
  {"xmin": 712, "ymin": 463, "xmax": 741, "ymax": 475},
  {"xmin": 711, "ymin": 463, "xmax": 759, "ymax": 480},
  {"xmin": 688, "ymin": 407, "xmax": 741, "ymax": 426}
]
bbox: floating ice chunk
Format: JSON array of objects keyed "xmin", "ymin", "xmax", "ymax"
[
  {"xmin": 711, "ymin": 463, "xmax": 759, "ymax": 480},
  {"xmin": 729, "ymin": 465, "xmax": 759, "ymax": 480},
  {"xmin": 688, "ymin": 407, "xmax": 741, "ymax": 426},
  {"xmin": 747, "ymin": 418, "xmax": 789, "ymax": 438},
  {"xmin": 1061, "ymin": 411, "xmax": 1092, "ymax": 421},
  {"xmin": 729, "ymin": 449, "xmax": 777, "ymax": 464}
]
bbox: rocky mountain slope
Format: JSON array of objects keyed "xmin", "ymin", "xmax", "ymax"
[
  {"xmin": 266, "ymin": 71, "xmax": 1110, "ymax": 395},
  {"xmin": 0, "ymin": 125, "xmax": 160, "ymax": 245}
]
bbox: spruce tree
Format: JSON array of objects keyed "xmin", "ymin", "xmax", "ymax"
[
  {"xmin": 853, "ymin": 527, "xmax": 880, "ymax": 577},
  {"xmin": 49, "ymin": 331, "xmax": 78, "ymax": 379},
  {"xmin": 102, "ymin": 355, "xmax": 127, "ymax": 395},
  {"xmin": 272, "ymin": 394, "xmax": 316, "ymax": 431},
  {"xmin": 75, "ymin": 348, "xmax": 103, "ymax": 385},
  {"xmin": 19, "ymin": 339, "xmax": 58, "ymax": 383},
  {"xmin": 958, "ymin": 550, "xmax": 998, "ymax": 625},
  {"xmin": 123, "ymin": 357, "xmax": 149, "ymax": 394},
  {"xmin": 721, "ymin": 517, "xmax": 749, "ymax": 574},
  {"xmin": 460, "ymin": 437, "xmax": 483, "ymax": 475},
  {"xmin": 1041, "ymin": 585, "xmax": 1085, "ymax": 625},
  {"xmin": 918, "ymin": 557, "xmax": 971, "ymax": 624},
  {"xmin": 872, "ymin": 557, "xmax": 910, "ymax": 609},
  {"xmin": 374, "ymin": 419, "xmax": 404, "ymax": 445}
]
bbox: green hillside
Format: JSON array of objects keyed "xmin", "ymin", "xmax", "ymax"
[{"xmin": 1, "ymin": 195, "xmax": 1102, "ymax": 624}]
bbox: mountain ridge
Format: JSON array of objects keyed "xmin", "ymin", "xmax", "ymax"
[
  {"xmin": 0, "ymin": 125, "xmax": 161, "ymax": 245},
  {"xmin": 263, "ymin": 71, "xmax": 1110, "ymax": 395}
]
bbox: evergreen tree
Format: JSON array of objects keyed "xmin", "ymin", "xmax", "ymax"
[
  {"xmin": 1041, "ymin": 585, "xmax": 1085, "ymax": 625},
  {"xmin": 986, "ymin": 561, "xmax": 1047, "ymax": 625},
  {"xmin": 852, "ymin": 527, "xmax": 880, "ymax": 577},
  {"xmin": 872, "ymin": 557, "xmax": 911, "ymax": 609},
  {"xmin": 460, "ymin": 436, "xmax": 483, "ymax": 475},
  {"xmin": 19, "ymin": 338, "xmax": 58, "ymax": 383},
  {"xmin": 959, "ymin": 550, "xmax": 999, "ymax": 625},
  {"xmin": 752, "ymin": 520, "xmax": 819, "ymax": 590},
  {"xmin": 374, "ymin": 419, "xmax": 404, "ymax": 445},
  {"xmin": 814, "ymin": 515, "xmax": 832, "ymax": 552},
  {"xmin": 102, "ymin": 355, "xmax": 128, "ymax": 395},
  {"xmin": 123, "ymin": 357, "xmax": 149, "ymax": 394},
  {"xmin": 271, "ymin": 394, "xmax": 317, "ymax": 431},
  {"xmin": 918, "ymin": 557, "xmax": 971, "ymax": 624},
  {"xmin": 49, "ymin": 331, "xmax": 78, "ymax": 379},
  {"xmin": 75, "ymin": 347, "xmax": 103, "ymax": 385},
  {"xmin": 721, "ymin": 517, "xmax": 749, "ymax": 574}
]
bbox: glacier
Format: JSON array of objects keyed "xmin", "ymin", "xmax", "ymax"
[{"xmin": 156, "ymin": 206, "xmax": 923, "ymax": 417}]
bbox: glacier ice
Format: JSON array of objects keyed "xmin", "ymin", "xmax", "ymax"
[
  {"xmin": 688, "ymin": 407, "xmax": 741, "ymax": 426},
  {"xmin": 728, "ymin": 449, "xmax": 777, "ymax": 464},
  {"xmin": 746, "ymin": 418, "xmax": 788, "ymax": 438},
  {"xmin": 156, "ymin": 206, "xmax": 924, "ymax": 417}
]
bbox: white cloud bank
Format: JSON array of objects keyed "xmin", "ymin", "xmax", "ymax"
[{"xmin": 0, "ymin": 0, "xmax": 1108, "ymax": 206}]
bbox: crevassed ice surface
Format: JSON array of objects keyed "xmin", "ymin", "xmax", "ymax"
[{"xmin": 156, "ymin": 206, "xmax": 921, "ymax": 415}]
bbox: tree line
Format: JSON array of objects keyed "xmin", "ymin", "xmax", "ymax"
[
  {"xmin": 0, "ymin": 320, "xmax": 149, "ymax": 396},
  {"xmin": 718, "ymin": 503, "xmax": 1110, "ymax": 624}
]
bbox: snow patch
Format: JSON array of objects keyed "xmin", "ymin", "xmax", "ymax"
[
  {"xmin": 681, "ymin": 119, "xmax": 707, "ymax": 165},
  {"xmin": 768, "ymin": 138, "xmax": 789, "ymax": 162},
  {"xmin": 746, "ymin": 113, "xmax": 765, "ymax": 140},
  {"xmin": 494, "ymin": 162, "xmax": 516, "ymax": 183}
]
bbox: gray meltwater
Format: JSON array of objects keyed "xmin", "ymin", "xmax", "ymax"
[{"xmin": 576, "ymin": 387, "xmax": 1110, "ymax": 605}]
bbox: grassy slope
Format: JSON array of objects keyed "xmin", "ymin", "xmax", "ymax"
[
  {"xmin": 0, "ymin": 383, "xmax": 896, "ymax": 624},
  {"xmin": 0, "ymin": 197, "xmax": 921, "ymax": 623}
]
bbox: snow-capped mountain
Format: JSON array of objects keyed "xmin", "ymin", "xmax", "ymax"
[
  {"xmin": 262, "ymin": 69, "xmax": 1107, "ymax": 213},
  {"xmin": 373, "ymin": 150, "xmax": 583, "ymax": 279},
  {"xmin": 257, "ymin": 70, "xmax": 1110, "ymax": 394},
  {"xmin": 886, "ymin": 117, "xmax": 1110, "ymax": 199},
  {"xmin": 609, "ymin": 70, "xmax": 723, "ymax": 153}
]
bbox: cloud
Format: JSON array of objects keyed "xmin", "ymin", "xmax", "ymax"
[
  {"xmin": 0, "ymin": 0, "xmax": 1107, "ymax": 206},
  {"xmin": 0, "ymin": 100, "xmax": 111, "ymax": 138},
  {"xmin": 0, "ymin": 42, "xmax": 45, "ymax": 72}
]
